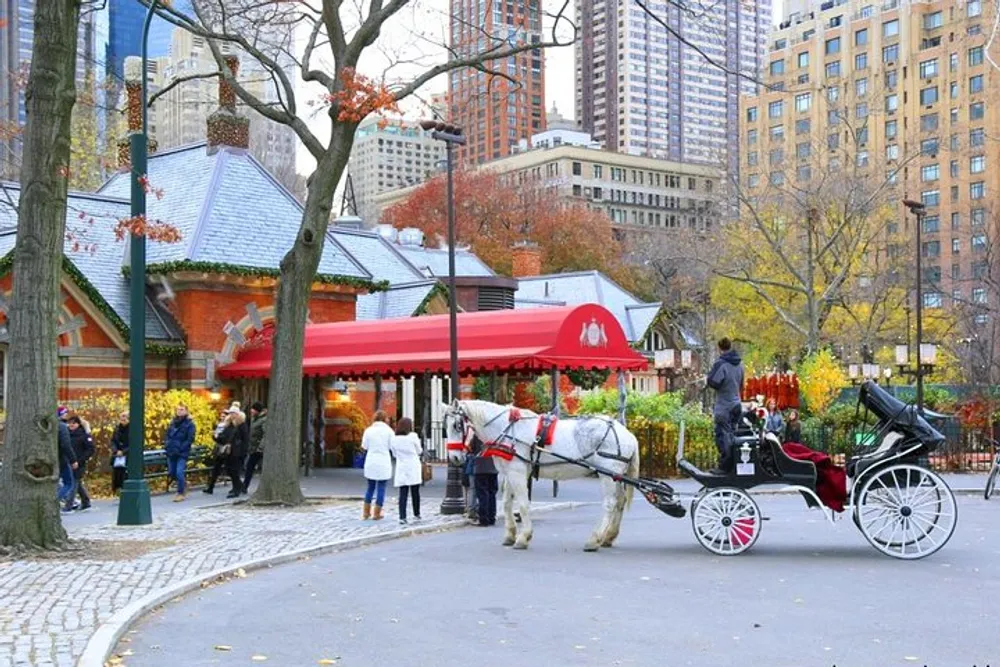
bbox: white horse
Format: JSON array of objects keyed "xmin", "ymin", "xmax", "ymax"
[{"xmin": 443, "ymin": 399, "xmax": 640, "ymax": 552}]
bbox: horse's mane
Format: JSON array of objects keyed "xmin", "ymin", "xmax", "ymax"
[{"xmin": 460, "ymin": 399, "xmax": 540, "ymax": 426}]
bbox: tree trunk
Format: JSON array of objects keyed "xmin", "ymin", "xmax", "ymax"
[
  {"xmin": 0, "ymin": 0, "xmax": 80, "ymax": 550},
  {"xmin": 252, "ymin": 128, "xmax": 352, "ymax": 506}
]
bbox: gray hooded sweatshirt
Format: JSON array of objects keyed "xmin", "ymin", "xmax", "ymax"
[{"xmin": 706, "ymin": 349, "xmax": 745, "ymax": 419}]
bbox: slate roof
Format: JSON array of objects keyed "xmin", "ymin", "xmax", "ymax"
[
  {"xmin": 99, "ymin": 143, "xmax": 370, "ymax": 280},
  {"xmin": 394, "ymin": 244, "xmax": 496, "ymax": 278},
  {"xmin": 0, "ymin": 187, "xmax": 183, "ymax": 342},
  {"xmin": 355, "ymin": 280, "xmax": 440, "ymax": 320},
  {"xmin": 514, "ymin": 270, "xmax": 662, "ymax": 344}
]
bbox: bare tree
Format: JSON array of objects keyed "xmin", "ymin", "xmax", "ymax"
[
  {"xmin": 0, "ymin": 0, "xmax": 81, "ymax": 551},
  {"xmin": 146, "ymin": 0, "xmax": 575, "ymax": 505}
]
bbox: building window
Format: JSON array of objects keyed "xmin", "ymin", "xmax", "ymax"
[
  {"xmin": 797, "ymin": 165, "xmax": 811, "ymax": 181},
  {"xmin": 970, "ymin": 128, "xmax": 985, "ymax": 147},
  {"xmin": 795, "ymin": 119, "xmax": 811, "ymax": 135},
  {"xmin": 921, "ymin": 190, "xmax": 940, "ymax": 207},
  {"xmin": 922, "ymin": 241, "xmax": 941, "ymax": 257},
  {"xmin": 969, "ymin": 46, "xmax": 984, "ymax": 66},
  {"xmin": 747, "ymin": 151, "xmax": 759, "ymax": 166},
  {"xmin": 747, "ymin": 107, "xmax": 758, "ymax": 122},
  {"xmin": 828, "ymin": 133, "xmax": 840, "ymax": 150},
  {"xmin": 971, "ymin": 181, "xmax": 985, "ymax": 199},
  {"xmin": 770, "ymin": 60, "xmax": 785, "ymax": 76},
  {"xmin": 921, "ymin": 114, "xmax": 939, "ymax": 131},
  {"xmin": 855, "ymin": 53, "xmax": 868, "ymax": 70},
  {"xmin": 886, "ymin": 119, "xmax": 898, "ymax": 139},
  {"xmin": 969, "ymin": 0, "xmax": 982, "ymax": 16},
  {"xmin": 593, "ymin": 164, "xmax": 603, "ymax": 178},
  {"xmin": 952, "ymin": 238, "xmax": 961, "ymax": 254},
  {"xmin": 770, "ymin": 171, "xmax": 785, "ymax": 186},
  {"xmin": 856, "ymin": 103, "xmax": 868, "ymax": 119},
  {"xmin": 952, "ymin": 212, "xmax": 961, "ymax": 229},
  {"xmin": 919, "ymin": 59, "xmax": 938, "ymax": 78},
  {"xmin": 572, "ymin": 161, "xmax": 582, "ymax": 175},
  {"xmin": 769, "ymin": 148, "xmax": 784, "ymax": 165},
  {"xmin": 923, "ymin": 11, "xmax": 943, "ymax": 29},
  {"xmin": 883, "ymin": 19, "xmax": 899, "ymax": 37},
  {"xmin": 770, "ymin": 125, "xmax": 785, "ymax": 141},
  {"xmin": 885, "ymin": 70, "xmax": 898, "ymax": 89},
  {"xmin": 795, "ymin": 93, "xmax": 811, "ymax": 112},
  {"xmin": 971, "ymin": 155, "xmax": 986, "ymax": 173},
  {"xmin": 748, "ymin": 129, "xmax": 758, "ymax": 145},
  {"xmin": 921, "ymin": 164, "xmax": 940, "ymax": 182},
  {"xmin": 972, "ymin": 208, "xmax": 986, "ymax": 226},
  {"xmin": 768, "ymin": 100, "xmax": 783, "ymax": 118},
  {"xmin": 973, "ymin": 288, "xmax": 987, "ymax": 304},
  {"xmin": 826, "ymin": 61, "xmax": 841, "ymax": 78},
  {"xmin": 798, "ymin": 51, "xmax": 809, "ymax": 68},
  {"xmin": 855, "ymin": 28, "xmax": 869, "ymax": 46},
  {"xmin": 919, "ymin": 86, "xmax": 938, "ymax": 105},
  {"xmin": 856, "ymin": 78, "xmax": 868, "ymax": 96},
  {"xmin": 857, "ymin": 151, "xmax": 869, "ymax": 167},
  {"xmin": 885, "ymin": 94, "xmax": 898, "ymax": 112},
  {"xmin": 970, "ymin": 74, "xmax": 984, "ymax": 93},
  {"xmin": 972, "ymin": 234, "xmax": 987, "ymax": 251},
  {"xmin": 886, "ymin": 144, "xmax": 899, "ymax": 160},
  {"xmin": 923, "ymin": 292, "xmax": 943, "ymax": 309},
  {"xmin": 922, "ymin": 215, "xmax": 940, "ymax": 233},
  {"xmin": 951, "ymin": 160, "xmax": 959, "ymax": 177},
  {"xmin": 826, "ymin": 37, "xmax": 841, "ymax": 55},
  {"xmin": 796, "ymin": 142, "xmax": 811, "ymax": 159}
]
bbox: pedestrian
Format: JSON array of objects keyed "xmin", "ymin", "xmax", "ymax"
[
  {"xmin": 390, "ymin": 417, "xmax": 423, "ymax": 525},
  {"xmin": 764, "ymin": 397, "xmax": 784, "ymax": 438},
  {"xmin": 57, "ymin": 412, "xmax": 77, "ymax": 509},
  {"xmin": 785, "ymin": 409, "xmax": 802, "ymax": 444},
  {"xmin": 64, "ymin": 415, "xmax": 94, "ymax": 511},
  {"xmin": 165, "ymin": 403, "xmax": 196, "ymax": 502},
  {"xmin": 463, "ymin": 451, "xmax": 477, "ymax": 522},
  {"xmin": 706, "ymin": 337, "xmax": 745, "ymax": 474},
  {"xmin": 205, "ymin": 407, "xmax": 246, "ymax": 498},
  {"xmin": 360, "ymin": 410, "xmax": 393, "ymax": 521},
  {"xmin": 472, "ymin": 438, "xmax": 498, "ymax": 527},
  {"xmin": 242, "ymin": 401, "xmax": 267, "ymax": 494},
  {"xmin": 110, "ymin": 411, "xmax": 130, "ymax": 494}
]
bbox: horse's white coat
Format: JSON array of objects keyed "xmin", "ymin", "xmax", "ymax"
[{"xmin": 444, "ymin": 400, "xmax": 640, "ymax": 551}]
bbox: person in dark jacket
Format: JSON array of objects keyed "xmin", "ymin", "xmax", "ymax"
[
  {"xmin": 64, "ymin": 415, "xmax": 94, "ymax": 511},
  {"xmin": 164, "ymin": 404, "xmax": 196, "ymax": 502},
  {"xmin": 706, "ymin": 338, "xmax": 745, "ymax": 474},
  {"xmin": 57, "ymin": 415, "xmax": 77, "ymax": 508},
  {"xmin": 785, "ymin": 409, "xmax": 802, "ymax": 444},
  {"xmin": 205, "ymin": 408, "xmax": 246, "ymax": 498},
  {"xmin": 110, "ymin": 411, "xmax": 130, "ymax": 494},
  {"xmin": 471, "ymin": 437, "xmax": 499, "ymax": 527},
  {"xmin": 242, "ymin": 402, "xmax": 267, "ymax": 494}
]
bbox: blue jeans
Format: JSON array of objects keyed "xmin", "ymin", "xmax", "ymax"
[
  {"xmin": 167, "ymin": 455, "xmax": 188, "ymax": 494},
  {"xmin": 57, "ymin": 460, "xmax": 74, "ymax": 503},
  {"xmin": 364, "ymin": 479, "xmax": 387, "ymax": 506}
]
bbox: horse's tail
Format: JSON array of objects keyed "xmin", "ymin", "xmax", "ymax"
[{"xmin": 624, "ymin": 440, "xmax": 640, "ymax": 511}]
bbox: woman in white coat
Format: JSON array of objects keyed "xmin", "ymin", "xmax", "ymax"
[
  {"xmin": 390, "ymin": 417, "xmax": 423, "ymax": 525},
  {"xmin": 361, "ymin": 410, "xmax": 394, "ymax": 521}
]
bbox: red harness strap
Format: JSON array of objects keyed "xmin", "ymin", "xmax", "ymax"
[
  {"xmin": 481, "ymin": 443, "xmax": 515, "ymax": 461},
  {"xmin": 535, "ymin": 415, "xmax": 558, "ymax": 447}
]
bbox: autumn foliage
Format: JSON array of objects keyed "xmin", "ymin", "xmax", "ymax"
[
  {"xmin": 382, "ymin": 170, "xmax": 641, "ymax": 287},
  {"xmin": 326, "ymin": 69, "xmax": 400, "ymax": 124}
]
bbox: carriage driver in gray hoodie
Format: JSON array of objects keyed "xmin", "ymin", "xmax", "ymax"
[{"xmin": 706, "ymin": 337, "xmax": 745, "ymax": 475}]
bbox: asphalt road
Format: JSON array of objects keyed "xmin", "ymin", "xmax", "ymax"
[{"xmin": 118, "ymin": 488, "xmax": 1000, "ymax": 667}]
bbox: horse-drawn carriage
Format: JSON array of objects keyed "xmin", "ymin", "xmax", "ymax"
[{"xmin": 443, "ymin": 379, "xmax": 957, "ymax": 560}]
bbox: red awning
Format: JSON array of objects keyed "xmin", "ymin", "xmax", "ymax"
[{"xmin": 218, "ymin": 304, "xmax": 649, "ymax": 379}]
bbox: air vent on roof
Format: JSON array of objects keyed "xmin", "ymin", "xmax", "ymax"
[
  {"xmin": 478, "ymin": 287, "xmax": 515, "ymax": 311},
  {"xmin": 375, "ymin": 224, "xmax": 398, "ymax": 243},
  {"xmin": 333, "ymin": 215, "xmax": 363, "ymax": 229},
  {"xmin": 399, "ymin": 228, "xmax": 424, "ymax": 247}
]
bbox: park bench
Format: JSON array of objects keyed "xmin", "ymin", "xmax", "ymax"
[{"xmin": 142, "ymin": 446, "xmax": 216, "ymax": 492}]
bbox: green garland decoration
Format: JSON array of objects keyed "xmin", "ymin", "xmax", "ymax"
[
  {"xmin": 413, "ymin": 281, "xmax": 450, "ymax": 316},
  {"xmin": 136, "ymin": 260, "xmax": 389, "ymax": 293},
  {"xmin": 566, "ymin": 368, "xmax": 611, "ymax": 390},
  {"xmin": 1, "ymin": 250, "xmax": 186, "ymax": 351}
]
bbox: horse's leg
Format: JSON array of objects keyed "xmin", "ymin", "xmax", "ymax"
[
  {"xmin": 501, "ymin": 469, "xmax": 517, "ymax": 546},
  {"xmin": 601, "ymin": 481, "xmax": 628, "ymax": 547},
  {"xmin": 585, "ymin": 475, "xmax": 619, "ymax": 552},
  {"xmin": 510, "ymin": 472, "xmax": 533, "ymax": 550}
]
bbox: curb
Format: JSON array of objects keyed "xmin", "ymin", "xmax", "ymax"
[{"xmin": 77, "ymin": 501, "xmax": 582, "ymax": 667}]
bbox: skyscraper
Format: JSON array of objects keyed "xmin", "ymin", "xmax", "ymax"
[
  {"xmin": 447, "ymin": 0, "xmax": 546, "ymax": 165},
  {"xmin": 576, "ymin": 0, "xmax": 771, "ymax": 170},
  {"xmin": 106, "ymin": 0, "xmax": 189, "ymax": 82}
]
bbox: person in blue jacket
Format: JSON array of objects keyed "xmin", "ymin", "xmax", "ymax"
[{"xmin": 165, "ymin": 404, "xmax": 196, "ymax": 502}]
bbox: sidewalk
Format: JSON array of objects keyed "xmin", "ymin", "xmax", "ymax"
[{"xmin": 0, "ymin": 471, "xmax": 578, "ymax": 667}]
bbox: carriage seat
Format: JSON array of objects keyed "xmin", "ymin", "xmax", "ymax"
[
  {"xmin": 765, "ymin": 438, "xmax": 818, "ymax": 487},
  {"xmin": 846, "ymin": 431, "xmax": 904, "ymax": 479}
]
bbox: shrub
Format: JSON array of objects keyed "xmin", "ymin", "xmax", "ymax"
[{"xmin": 796, "ymin": 349, "xmax": 847, "ymax": 415}]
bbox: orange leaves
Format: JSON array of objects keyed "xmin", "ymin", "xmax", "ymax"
[
  {"xmin": 113, "ymin": 215, "xmax": 182, "ymax": 243},
  {"xmin": 0, "ymin": 18, "xmax": 7, "ymax": 29},
  {"xmin": 137, "ymin": 175, "xmax": 165, "ymax": 200},
  {"xmin": 325, "ymin": 68, "xmax": 400, "ymax": 124}
]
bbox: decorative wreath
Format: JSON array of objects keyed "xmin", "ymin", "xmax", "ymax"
[{"xmin": 566, "ymin": 368, "xmax": 611, "ymax": 390}]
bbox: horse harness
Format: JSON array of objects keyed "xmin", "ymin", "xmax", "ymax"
[{"xmin": 469, "ymin": 407, "xmax": 630, "ymax": 481}]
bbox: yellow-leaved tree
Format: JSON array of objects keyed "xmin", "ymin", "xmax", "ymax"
[{"xmin": 796, "ymin": 349, "xmax": 848, "ymax": 415}]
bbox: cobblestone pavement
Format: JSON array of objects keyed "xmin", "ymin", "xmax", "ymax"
[{"xmin": 0, "ymin": 497, "xmax": 573, "ymax": 667}]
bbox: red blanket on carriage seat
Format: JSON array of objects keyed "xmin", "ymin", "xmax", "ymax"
[{"xmin": 780, "ymin": 442, "xmax": 848, "ymax": 512}]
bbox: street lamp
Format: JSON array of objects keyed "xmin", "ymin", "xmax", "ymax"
[
  {"xmin": 116, "ymin": 1, "xmax": 159, "ymax": 526},
  {"xmin": 421, "ymin": 119, "xmax": 467, "ymax": 516},
  {"xmin": 903, "ymin": 198, "xmax": 928, "ymax": 413},
  {"xmin": 654, "ymin": 348, "xmax": 693, "ymax": 391}
]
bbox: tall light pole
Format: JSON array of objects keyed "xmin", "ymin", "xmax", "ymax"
[
  {"xmin": 117, "ymin": 2, "xmax": 158, "ymax": 526},
  {"xmin": 421, "ymin": 119, "xmax": 466, "ymax": 516},
  {"xmin": 903, "ymin": 199, "xmax": 927, "ymax": 414}
]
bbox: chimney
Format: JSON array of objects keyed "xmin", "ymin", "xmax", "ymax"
[
  {"xmin": 206, "ymin": 55, "xmax": 250, "ymax": 152},
  {"xmin": 117, "ymin": 56, "xmax": 158, "ymax": 169},
  {"xmin": 511, "ymin": 240, "xmax": 542, "ymax": 278}
]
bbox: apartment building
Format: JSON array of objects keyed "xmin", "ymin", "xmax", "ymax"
[
  {"xmin": 576, "ymin": 0, "xmax": 772, "ymax": 170},
  {"xmin": 346, "ymin": 115, "xmax": 446, "ymax": 226},
  {"xmin": 448, "ymin": 0, "xmax": 546, "ymax": 165},
  {"xmin": 375, "ymin": 143, "xmax": 720, "ymax": 234},
  {"xmin": 741, "ymin": 0, "xmax": 999, "ymax": 312}
]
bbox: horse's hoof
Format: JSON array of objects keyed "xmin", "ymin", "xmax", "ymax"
[
  {"xmin": 502, "ymin": 536, "xmax": 515, "ymax": 546},
  {"xmin": 512, "ymin": 541, "xmax": 529, "ymax": 550},
  {"xmin": 525, "ymin": 533, "xmax": 533, "ymax": 542},
  {"xmin": 600, "ymin": 541, "xmax": 615, "ymax": 548},
  {"xmin": 583, "ymin": 543, "xmax": 600, "ymax": 552}
]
